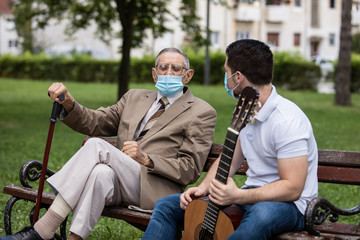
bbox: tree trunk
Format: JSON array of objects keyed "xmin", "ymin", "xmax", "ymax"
[
  {"xmin": 118, "ymin": 32, "xmax": 131, "ymax": 100},
  {"xmin": 23, "ymin": 19, "xmax": 33, "ymax": 53},
  {"xmin": 116, "ymin": 0, "xmax": 136, "ymax": 100},
  {"xmin": 335, "ymin": 0, "xmax": 352, "ymax": 106}
]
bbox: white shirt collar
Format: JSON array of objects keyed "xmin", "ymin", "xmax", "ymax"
[{"xmin": 156, "ymin": 88, "xmax": 184, "ymax": 105}]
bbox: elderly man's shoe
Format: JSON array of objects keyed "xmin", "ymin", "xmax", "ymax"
[{"xmin": 0, "ymin": 227, "xmax": 44, "ymax": 240}]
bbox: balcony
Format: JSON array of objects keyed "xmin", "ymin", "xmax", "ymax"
[
  {"xmin": 265, "ymin": 5, "xmax": 290, "ymax": 23},
  {"xmin": 236, "ymin": 5, "xmax": 261, "ymax": 22}
]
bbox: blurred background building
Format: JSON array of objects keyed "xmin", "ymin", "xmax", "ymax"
[{"xmin": 1, "ymin": 0, "xmax": 360, "ymax": 60}]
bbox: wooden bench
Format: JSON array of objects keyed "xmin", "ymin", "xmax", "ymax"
[{"xmin": 3, "ymin": 136, "xmax": 360, "ymax": 240}]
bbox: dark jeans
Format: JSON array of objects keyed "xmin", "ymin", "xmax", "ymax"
[{"xmin": 142, "ymin": 193, "xmax": 304, "ymax": 240}]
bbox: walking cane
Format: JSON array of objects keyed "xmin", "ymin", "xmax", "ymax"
[{"xmin": 33, "ymin": 93, "xmax": 65, "ymax": 224}]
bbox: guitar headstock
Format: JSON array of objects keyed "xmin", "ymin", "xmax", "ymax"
[{"xmin": 230, "ymin": 86, "xmax": 259, "ymax": 132}]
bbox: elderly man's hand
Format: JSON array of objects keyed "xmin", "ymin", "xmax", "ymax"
[
  {"xmin": 122, "ymin": 141, "xmax": 154, "ymax": 168},
  {"xmin": 48, "ymin": 82, "xmax": 75, "ymax": 113}
]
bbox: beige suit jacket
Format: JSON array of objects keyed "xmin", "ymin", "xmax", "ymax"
[{"xmin": 62, "ymin": 87, "xmax": 217, "ymax": 209}]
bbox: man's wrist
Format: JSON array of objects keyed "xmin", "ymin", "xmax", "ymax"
[{"xmin": 146, "ymin": 156, "xmax": 154, "ymax": 168}]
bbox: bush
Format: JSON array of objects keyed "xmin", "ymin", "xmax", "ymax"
[
  {"xmin": 0, "ymin": 52, "xmax": 119, "ymax": 83},
  {"xmin": 351, "ymin": 53, "xmax": 360, "ymax": 93},
  {"xmin": 0, "ymin": 50, "xmax": 323, "ymax": 91},
  {"xmin": 273, "ymin": 51, "xmax": 321, "ymax": 90}
]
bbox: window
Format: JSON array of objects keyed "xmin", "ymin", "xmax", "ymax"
[
  {"xmin": 210, "ymin": 31, "xmax": 219, "ymax": 46},
  {"xmin": 6, "ymin": 18, "xmax": 16, "ymax": 30},
  {"xmin": 329, "ymin": 33, "xmax": 335, "ymax": 46},
  {"xmin": 294, "ymin": 33, "xmax": 301, "ymax": 46},
  {"xmin": 266, "ymin": 0, "xmax": 281, "ymax": 5},
  {"xmin": 8, "ymin": 40, "xmax": 19, "ymax": 49},
  {"xmin": 311, "ymin": 0, "xmax": 320, "ymax": 27},
  {"xmin": 267, "ymin": 33, "xmax": 279, "ymax": 46},
  {"xmin": 330, "ymin": 0, "xmax": 335, "ymax": 9},
  {"xmin": 236, "ymin": 31, "xmax": 249, "ymax": 40}
]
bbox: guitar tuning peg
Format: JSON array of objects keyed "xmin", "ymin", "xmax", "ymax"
[
  {"xmin": 250, "ymin": 118, "xmax": 255, "ymax": 124},
  {"xmin": 254, "ymin": 110, "xmax": 258, "ymax": 115},
  {"xmin": 258, "ymin": 101, "xmax": 262, "ymax": 108}
]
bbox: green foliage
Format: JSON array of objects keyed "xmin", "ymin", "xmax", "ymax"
[
  {"xmin": 11, "ymin": 0, "xmax": 205, "ymax": 52},
  {"xmin": 350, "ymin": 53, "xmax": 360, "ymax": 93},
  {"xmin": 130, "ymin": 55, "xmax": 156, "ymax": 83},
  {"xmin": 0, "ymin": 52, "xmax": 119, "ymax": 83},
  {"xmin": 187, "ymin": 49, "xmax": 226, "ymax": 85},
  {"xmin": 0, "ymin": 50, "xmax": 325, "ymax": 91},
  {"xmin": 332, "ymin": 53, "xmax": 360, "ymax": 93},
  {"xmin": 273, "ymin": 51, "xmax": 321, "ymax": 90},
  {"xmin": 352, "ymin": 32, "xmax": 360, "ymax": 54}
]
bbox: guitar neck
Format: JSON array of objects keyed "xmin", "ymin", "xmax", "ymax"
[
  {"xmin": 201, "ymin": 128, "xmax": 239, "ymax": 234},
  {"xmin": 215, "ymin": 128, "xmax": 239, "ymax": 184}
]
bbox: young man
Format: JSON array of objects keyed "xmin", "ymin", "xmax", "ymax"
[
  {"xmin": 142, "ymin": 39, "xmax": 318, "ymax": 240},
  {"xmin": 0, "ymin": 48, "xmax": 216, "ymax": 240}
]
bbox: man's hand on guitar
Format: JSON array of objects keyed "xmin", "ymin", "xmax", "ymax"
[
  {"xmin": 208, "ymin": 177, "xmax": 240, "ymax": 206},
  {"xmin": 180, "ymin": 187, "xmax": 207, "ymax": 210}
]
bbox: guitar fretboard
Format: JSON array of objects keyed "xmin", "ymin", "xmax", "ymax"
[
  {"xmin": 215, "ymin": 129, "xmax": 238, "ymax": 184},
  {"xmin": 201, "ymin": 128, "xmax": 239, "ymax": 234}
]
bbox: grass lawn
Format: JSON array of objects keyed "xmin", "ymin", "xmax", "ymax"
[{"xmin": 0, "ymin": 78, "xmax": 359, "ymax": 239}]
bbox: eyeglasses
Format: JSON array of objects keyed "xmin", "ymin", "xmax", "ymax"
[{"xmin": 156, "ymin": 63, "xmax": 187, "ymax": 74}]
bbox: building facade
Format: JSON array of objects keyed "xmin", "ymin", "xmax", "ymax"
[
  {"xmin": 139, "ymin": 0, "xmax": 360, "ymax": 60},
  {"xmin": 0, "ymin": 0, "xmax": 20, "ymax": 55},
  {"xmin": 1, "ymin": 0, "xmax": 360, "ymax": 60}
]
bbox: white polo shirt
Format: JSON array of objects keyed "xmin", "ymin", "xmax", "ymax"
[{"xmin": 239, "ymin": 85, "xmax": 318, "ymax": 214}]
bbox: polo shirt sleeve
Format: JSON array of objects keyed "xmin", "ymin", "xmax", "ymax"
[{"xmin": 273, "ymin": 117, "xmax": 311, "ymax": 159}]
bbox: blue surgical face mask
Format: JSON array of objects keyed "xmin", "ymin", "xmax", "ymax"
[
  {"xmin": 155, "ymin": 71, "xmax": 187, "ymax": 97},
  {"xmin": 224, "ymin": 72, "xmax": 239, "ymax": 99}
]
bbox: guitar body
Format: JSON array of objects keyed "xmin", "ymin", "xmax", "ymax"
[{"xmin": 182, "ymin": 199, "xmax": 243, "ymax": 240}]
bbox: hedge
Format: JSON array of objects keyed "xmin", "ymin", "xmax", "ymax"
[{"xmin": 0, "ymin": 50, "xmax": 340, "ymax": 91}]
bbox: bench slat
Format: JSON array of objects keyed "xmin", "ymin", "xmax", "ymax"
[
  {"xmin": 318, "ymin": 150, "xmax": 360, "ymax": 167},
  {"xmin": 3, "ymin": 184, "xmax": 54, "ymax": 205},
  {"xmin": 315, "ymin": 222, "xmax": 360, "ymax": 236},
  {"xmin": 102, "ymin": 207, "xmax": 151, "ymax": 225},
  {"xmin": 318, "ymin": 166, "xmax": 360, "ymax": 185}
]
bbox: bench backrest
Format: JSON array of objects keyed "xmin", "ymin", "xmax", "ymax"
[{"xmin": 83, "ymin": 136, "xmax": 360, "ymax": 186}]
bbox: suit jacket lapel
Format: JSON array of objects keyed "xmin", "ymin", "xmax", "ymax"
[
  {"xmin": 128, "ymin": 91, "xmax": 157, "ymax": 140},
  {"xmin": 138, "ymin": 87, "xmax": 194, "ymax": 143}
]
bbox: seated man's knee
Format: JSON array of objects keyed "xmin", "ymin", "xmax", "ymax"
[
  {"xmin": 153, "ymin": 194, "xmax": 181, "ymax": 213},
  {"xmin": 90, "ymin": 164, "xmax": 115, "ymax": 187}
]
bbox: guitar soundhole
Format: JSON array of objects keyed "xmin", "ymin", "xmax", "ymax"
[{"xmin": 194, "ymin": 225, "xmax": 217, "ymax": 240}]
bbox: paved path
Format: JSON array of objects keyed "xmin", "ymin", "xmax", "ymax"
[{"xmin": 317, "ymin": 81, "xmax": 334, "ymax": 94}]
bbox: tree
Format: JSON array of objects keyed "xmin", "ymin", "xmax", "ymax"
[
  {"xmin": 12, "ymin": 0, "xmax": 205, "ymax": 99},
  {"xmin": 11, "ymin": 0, "xmax": 34, "ymax": 53},
  {"xmin": 335, "ymin": 0, "xmax": 352, "ymax": 106}
]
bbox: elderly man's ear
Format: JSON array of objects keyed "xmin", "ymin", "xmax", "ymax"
[{"xmin": 183, "ymin": 69, "xmax": 194, "ymax": 85}]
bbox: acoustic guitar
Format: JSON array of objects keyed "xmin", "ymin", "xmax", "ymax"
[{"xmin": 182, "ymin": 86, "xmax": 259, "ymax": 240}]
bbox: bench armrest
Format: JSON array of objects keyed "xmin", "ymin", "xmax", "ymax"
[
  {"xmin": 305, "ymin": 196, "xmax": 360, "ymax": 235},
  {"xmin": 19, "ymin": 160, "xmax": 56, "ymax": 189}
]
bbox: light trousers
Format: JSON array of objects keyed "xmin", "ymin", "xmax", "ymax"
[{"xmin": 47, "ymin": 137, "xmax": 141, "ymax": 238}]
